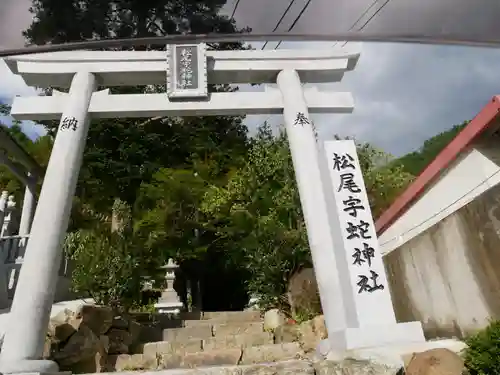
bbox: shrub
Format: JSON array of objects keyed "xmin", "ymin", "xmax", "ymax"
[{"xmin": 463, "ymin": 320, "xmax": 500, "ymax": 375}]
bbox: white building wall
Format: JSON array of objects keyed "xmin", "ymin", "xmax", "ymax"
[{"xmin": 379, "ymin": 146, "xmax": 500, "ymax": 255}]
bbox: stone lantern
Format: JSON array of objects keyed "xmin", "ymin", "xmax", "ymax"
[{"xmin": 154, "ymin": 258, "xmax": 184, "ymax": 314}]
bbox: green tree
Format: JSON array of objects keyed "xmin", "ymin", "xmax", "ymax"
[
  {"xmin": 354, "ymin": 139, "xmax": 414, "ymax": 218},
  {"xmin": 393, "ymin": 122, "xmax": 468, "ymax": 176},
  {"xmin": 201, "ymin": 124, "xmax": 414, "ymax": 313},
  {"xmin": 24, "ymin": 0, "xmax": 251, "ymax": 212},
  {"xmin": 64, "ymin": 199, "xmax": 159, "ymax": 311},
  {"xmin": 135, "ymin": 166, "xmax": 211, "ymax": 264},
  {"xmin": 0, "ymin": 104, "xmax": 53, "ymax": 201}
]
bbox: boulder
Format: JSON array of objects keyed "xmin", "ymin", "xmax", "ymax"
[
  {"xmin": 128, "ymin": 319, "xmax": 142, "ymax": 345},
  {"xmin": 312, "ymin": 315, "xmax": 327, "ymax": 339},
  {"xmin": 274, "ymin": 314, "xmax": 327, "ymax": 352},
  {"xmin": 47, "ymin": 309, "xmax": 78, "ymax": 342},
  {"xmin": 111, "ymin": 316, "xmax": 129, "ymax": 330},
  {"xmin": 64, "ymin": 335, "xmax": 109, "ymax": 373},
  {"xmin": 314, "ymin": 359, "xmax": 402, "ymax": 375},
  {"xmin": 405, "ymin": 348, "xmax": 465, "ymax": 375},
  {"xmin": 298, "ymin": 315, "xmax": 328, "ymax": 351},
  {"xmin": 274, "ymin": 322, "xmax": 301, "ymax": 343},
  {"xmin": 75, "ymin": 305, "xmax": 113, "ymax": 335},
  {"xmin": 107, "ymin": 328, "xmax": 132, "ymax": 354},
  {"xmin": 263, "ymin": 309, "xmax": 286, "ymax": 331},
  {"xmin": 46, "ymin": 304, "xmax": 143, "ymax": 373},
  {"xmin": 53, "ymin": 324, "xmax": 101, "ymax": 366},
  {"xmin": 287, "ymin": 268, "xmax": 322, "ymax": 317}
]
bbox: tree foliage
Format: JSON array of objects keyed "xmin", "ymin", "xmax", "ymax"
[
  {"xmin": 21, "ymin": 0, "xmax": 254, "ymax": 309},
  {"xmin": 393, "ymin": 122, "xmax": 468, "ymax": 176},
  {"xmin": 200, "ymin": 124, "xmax": 414, "ymax": 313},
  {"xmin": 64, "ymin": 200, "xmax": 159, "ymax": 311},
  {"xmin": 464, "ymin": 320, "xmax": 500, "ymax": 375},
  {"xmin": 0, "ymin": 104, "xmax": 53, "ymax": 202},
  {"xmin": 135, "ymin": 166, "xmax": 211, "ymax": 264},
  {"xmin": 24, "ymin": 0, "xmax": 251, "ymax": 212}
]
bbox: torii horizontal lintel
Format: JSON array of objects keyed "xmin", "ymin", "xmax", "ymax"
[
  {"xmin": 10, "ymin": 89, "xmax": 354, "ymax": 121},
  {"xmin": 4, "ymin": 47, "xmax": 361, "ymax": 88}
]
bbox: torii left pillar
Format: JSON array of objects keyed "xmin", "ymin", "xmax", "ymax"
[
  {"xmin": 0, "ymin": 71, "xmax": 97, "ymax": 374},
  {"xmin": 19, "ymin": 173, "xmax": 37, "ymax": 236}
]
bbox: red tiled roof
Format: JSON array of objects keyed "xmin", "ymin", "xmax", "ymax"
[{"xmin": 375, "ymin": 95, "xmax": 500, "ymax": 235}]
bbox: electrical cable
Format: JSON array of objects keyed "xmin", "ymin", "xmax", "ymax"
[
  {"xmin": 274, "ymin": 0, "xmax": 313, "ymax": 49},
  {"xmin": 356, "ymin": 0, "xmax": 391, "ymax": 32},
  {"xmin": 261, "ymin": 0, "xmax": 299, "ymax": 50},
  {"xmin": 332, "ymin": 0, "xmax": 381, "ymax": 48},
  {"xmin": 230, "ymin": 0, "xmax": 242, "ymax": 20},
  {"xmin": 339, "ymin": 0, "xmax": 392, "ymax": 47}
]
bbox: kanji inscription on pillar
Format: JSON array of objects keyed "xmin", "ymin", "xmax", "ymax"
[
  {"xmin": 166, "ymin": 43, "xmax": 208, "ymax": 99},
  {"xmin": 324, "ymin": 140, "xmax": 395, "ymax": 320},
  {"xmin": 60, "ymin": 116, "xmax": 78, "ymax": 131}
]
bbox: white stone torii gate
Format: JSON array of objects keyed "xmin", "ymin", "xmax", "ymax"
[{"xmin": 0, "ymin": 44, "xmax": 426, "ymax": 374}]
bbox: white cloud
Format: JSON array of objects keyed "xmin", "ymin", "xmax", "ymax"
[
  {"xmin": 264, "ymin": 41, "xmax": 500, "ymax": 156},
  {"xmin": 0, "ymin": 60, "xmax": 46, "ymax": 139},
  {"xmin": 0, "ymin": 60, "xmax": 37, "ymax": 99}
]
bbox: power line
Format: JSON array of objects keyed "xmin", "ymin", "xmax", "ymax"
[
  {"xmin": 357, "ymin": 0, "xmax": 391, "ymax": 32},
  {"xmin": 333, "ymin": 0, "xmax": 381, "ymax": 47},
  {"xmin": 349, "ymin": 0, "xmax": 381, "ymax": 31},
  {"xmin": 274, "ymin": 0, "xmax": 313, "ymax": 49},
  {"xmin": 230, "ymin": 0, "xmax": 242, "ymax": 20},
  {"xmin": 261, "ymin": 0, "xmax": 298, "ymax": 50},
  {"xmin": 259, "ymin": 0, "xmax": 313, "ymax": 129},
  {"xmin": 379, "ymin": 168, "xmax": 500, "ymax": 249},
  {"xmin": 339, "ymin": 0, "xmax": 392, "ymax": 47}
]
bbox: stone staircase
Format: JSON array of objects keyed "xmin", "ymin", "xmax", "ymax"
[{"xmin": 109, "ymin": 311, "xmax": 307, "ymax": 372}]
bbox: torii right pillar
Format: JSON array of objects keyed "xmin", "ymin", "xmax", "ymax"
[{"xmin": 277, "ymin": 67, "xmax": 425, "ymax": 360}]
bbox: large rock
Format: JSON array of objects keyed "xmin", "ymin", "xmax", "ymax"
[
  {"xmin": 46, "ymin": 304, "xmax": 143, "ymax": 373},
  {"xmin": 53, "ymin": 324, "xmax": 102, "ymax": 366},
  {"xmin": 47, "ymin": 305, "xmax": 114, "ymax": 343},
  {"xmin": 263, "ymin": 309, "xmax": 286, "ymax": 331},
  {"xmin": 67, "ymin": 335, "xmax": 109, "ymax": 373},
  {"xmin": 107, "ymin": 328, "xmax": 132, "ymax": 354},
  {"xmin": 298, "ymin": 315, "xmax": 327, "ymax": 351},
  {"xmin": 47, "ymin": 309, "xmax": 79, "ymax": 342},
  {"xmin": 274, "ymin": 315, "xmax": 327, "ymax": 352},
  {"xmin": 274, "ymin": 322, "xmax": 301, "ymax": 344},
  {"xmin": 405, "ymin": 348, "xmax": 465, "ymax": 375},
  {"xmin": 287, "ymin": 268, "xmax": 322, "ymax": 317},
  {"xmin": 314, "ymin": 359, "xmax": 402, "ymax": 375},
  {"xmin": 75, "ymin": 305, "xmax": 113, "ymax": 335}
]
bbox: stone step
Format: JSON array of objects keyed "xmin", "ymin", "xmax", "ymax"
[
  {"xmin": 212, "ymin": 322, "xmax": 264, "ymax": 337},
  {"xmin": 111, "ymin": 343, "xmax": 304, "ymax": 372},
  {"xmin": 163, "ymin": 325, "xmax": 213, "ymax": 341},
  {"xmin": 240, "ymin": 342, "xmax": 303, "ymax": 365},
  {"xmin": 143, "ymin": 332, "xmax": 273, "ymax": 357},
  {"xmin": 203, "ymin": 332, "xmax": 273, "ymax": 351},
  {"xmin": 160, "ymin": 348, "xmax": 243, "ymax": 369},
  {"xmin": 183, "ymin": 320, "xmax": 214, "ymax": 328},
  {"xmin": 142, "ymin": 339, "xmax": 204, "ymax": 357},
  {"xmin": 202, "ymin": 311, "xmax": 261, "ymax": 322},
  {"xmin": 110, "ymin": 358, "xmax": 313, "ymax": 374}
]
